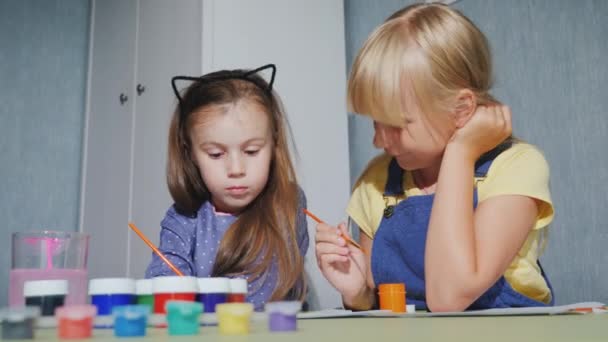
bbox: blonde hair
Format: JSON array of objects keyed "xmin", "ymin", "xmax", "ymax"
[{"xmin": 348, "ymin": 3, "xmax": 497, "ymax": 126}]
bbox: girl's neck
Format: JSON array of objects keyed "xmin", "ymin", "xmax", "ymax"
[
  {"xmin": 411, "ymin": 162, "xmax": 441, "ymax": 194},
  {"xmin": 210, "ymin": 201, "xmax": 237, "ymax": 216}
]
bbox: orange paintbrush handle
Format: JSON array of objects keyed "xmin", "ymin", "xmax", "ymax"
[
  {"xmin": 128, "ymin": 222, "xmax": 184, "ymax": 276},
  {"xmin": 303, "ymin": 209, "xmax": 369, "ymax": 256},
  {"xmin": 303, "ymin": 208, "xmax": 323, "ymax": 224}
]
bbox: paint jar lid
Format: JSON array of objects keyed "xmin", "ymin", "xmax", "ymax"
[
  {"xmin": 265, "ymin": 301, "xmax": 302, "ymax": 315},
  {"xmin": 216, "ymin": 303, "xmax": 253, "ymax": 317},
  {"xmin": 55, "ymin": 305, "xmax": 97, "ymax": 320},
  {"xmin": 89, "ymin": 278, "xmax": 135, "ymax": 295},
  {"xmin": 152, "ymin": 276, "xmax": 198, "ymax": 294},
  {"xmin": 24, "ymin": 279, "xmax": 69, "ymax": 297},
  {"xmin": 165, "ymin": 300, "xmax": 203, "ymax": 316},
  {"xmin": 0, "ymin": 306, "xmax": 40, "ymax": 322},
  {"xmin": 135, "ymin": 279, "xmax": 153, "ymax": 295},
  {"xmin": 378, "ymin": 283, "xmax": 406, "ymax": 293},
  {"xmin": 228, "ymin": 278, "xmax": 248, "ymax": 294},
  {"xmin": 112, "ymin": 305, "xmax": 151, "ymax": 320},
  {"xmin": 197, "ymin": 277, "xmax": 230, "ymax": 293}
]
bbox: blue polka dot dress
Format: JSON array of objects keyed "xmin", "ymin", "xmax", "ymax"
[{"xmin": 145, "ymin": 189, "xmax": 309, "ymax": 311}]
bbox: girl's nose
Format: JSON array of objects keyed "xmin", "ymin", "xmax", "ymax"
[
  {"xmin": 373, "ymin": 121, "xmax": 390, "ymax": 149},
  {"xmin": 228, "ymin": 155, "xmax": 245, "ymax": 178}
]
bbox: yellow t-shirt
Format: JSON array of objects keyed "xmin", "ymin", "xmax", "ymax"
[{"xmin": 347, "ymin": 143, "xmax": 554, "ymax": 304}]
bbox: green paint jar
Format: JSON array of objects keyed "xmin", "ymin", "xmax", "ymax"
[
  {"xmin": 166, "ymin": 301, "xmax": 203, "ymax": 336},
  {"xmin": 135, "ymin": 279, "xmax": 154, "ymax": 311}
]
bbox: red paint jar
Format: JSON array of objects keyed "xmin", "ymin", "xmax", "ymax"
[
  {"xmin": 55, "ymin": 305, "xmax": 96, "ymax": 339},
  {"xmin": 151, "ymin": 276, "xmax": 197, "ymax": 314},
  {"xmin": 227, "ymin": 278, "xmax": 248, "ymax": 303}
]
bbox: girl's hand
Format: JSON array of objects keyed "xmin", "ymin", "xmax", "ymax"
[
  {"xmin": 448, "ymin": 105, "xmax": 512, "ymax": 162},
  {"xmin": 315, "ymin": 222, "xmax": 369, "ymax": 300}
]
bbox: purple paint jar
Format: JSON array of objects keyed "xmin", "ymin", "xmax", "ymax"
[
  {"xmin": 265, "ymin": 301, "xmax": 301, "ymax": 332},
  {"xmin": 197, "ymin": 278, "xmax": 229, "ymax": 313}
]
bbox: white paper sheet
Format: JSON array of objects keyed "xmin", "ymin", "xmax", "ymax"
[{"xmin": 296, "ymin": 302, "xmax": 606, "ymax": 319}]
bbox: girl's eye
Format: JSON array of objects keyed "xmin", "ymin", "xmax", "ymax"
[
  {"xmin": 207, "ymin": 152, "xmax": 223, "ymax": 159},
  {"xmin": 245, "ymin": 150, "xmax": 260, "ymax": 156}
]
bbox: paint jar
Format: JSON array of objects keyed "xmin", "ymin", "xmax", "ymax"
[
  {"xmin": 23, "ymin": 279, "xmax": 68, "ymax": 328},
  {"xmin": 216, "ymin": 303, "xmax": 253, "ymax": 335},
  {"xmin": 0, "ymin": 306, "xmax": 40, "ymax": 340},
  {"xmin": 152, "ymin": 276, "xmax": 198, "ymax": 314},
  {"xmin": 378, "ymin": 283, "xmax": 406, "ymax": 313},
  {"xmin": 265, "ymin": 301, "xmax": 301, "ymax": 332},
  {"xmin": 56, "ymin": 305, "xmax": 96, "ymax": 339},
  {"xmin": 112, "ymin": 305, "xmax": 150, "ymax": 337},
  {"xmin": 166, "ymin": 300, "xmax": 203, "ymax": 336},
  {"xmin": 89, "ymin": 278, "xmax": 136, "ymax": 328},
  {"xmin": 227, "ymin": 278, "xmax": 248, "ymax": 303},
  {"xmin": 197, "ymin": 277, "xmax": 229, "ymax": 313},
  {"xmin": 135, "ymin": 279, "xmax": 154, "ymax": 311}
]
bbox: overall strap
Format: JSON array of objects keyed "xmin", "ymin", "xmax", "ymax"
[{"xmin": 383, "ymin": 158, "xmax": 405, "ymax": 196}]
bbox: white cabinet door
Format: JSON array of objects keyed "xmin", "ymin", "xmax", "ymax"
[
  {"xmin": 81, "ymin": 0, "xmax": 137, "ymax": 278},
  {"xmin": 203, "ymin": 0, "xmax": 350, "ymax": 310},
  {"xmin": 129, "ymin": 0, "xmax": 203, "ymax": 277}
]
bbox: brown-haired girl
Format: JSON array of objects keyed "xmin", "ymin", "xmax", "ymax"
[{"xmin": 145, "ymin": 65, "xmax": 308, "ymax": 311}]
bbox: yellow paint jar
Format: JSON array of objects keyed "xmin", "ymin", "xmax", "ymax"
[{"xmin": 216, "ymin": 303, "xmax": 253, "ymax": 335}]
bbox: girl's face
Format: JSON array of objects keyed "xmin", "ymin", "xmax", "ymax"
[
  {"xmin": 190, "ymin": 100, "xmax": 273, "ymax": 214},
  {"xmin": 373, "ymin": 102, "xmax": 456, "ymax": 171}
]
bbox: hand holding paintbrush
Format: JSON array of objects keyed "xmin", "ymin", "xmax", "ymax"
[{"xmin": 303, "ymin": 209, "xmax": 369, "ymax": 256}]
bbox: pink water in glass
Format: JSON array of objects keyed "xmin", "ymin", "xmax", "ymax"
[{"xmin": 9, "ymin": 268, "xmax": 88, "ymax": 307}]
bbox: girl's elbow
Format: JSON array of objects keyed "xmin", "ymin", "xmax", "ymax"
[{"xmin": 426, "ymin": 288, "xmax": 474, "ymax": 312}]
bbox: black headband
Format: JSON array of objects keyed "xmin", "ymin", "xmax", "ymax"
[{"xmin": 171, "ymin": 63, "xmax": 276, "ymax": 111}]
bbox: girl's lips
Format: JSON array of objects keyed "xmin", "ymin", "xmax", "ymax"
[{"xmin": 226, "ymin": 186, "xmax": 248, "ymax": 195}]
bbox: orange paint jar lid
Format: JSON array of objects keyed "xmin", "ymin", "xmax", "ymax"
[{"xmin": 378, "ymin": 283, "xmax": 406, "ymax": 293}]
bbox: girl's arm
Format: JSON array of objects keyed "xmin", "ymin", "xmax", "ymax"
[
  {"xmin": 425, "ymin": 105, "xmax": 536, "ymax": 312},
  {"xmin": 145, "ymin": 207, "xmax": 196, "ymax": 277},
  {"xmin": 315, "ymin": 223, "xmax": 374, "ymax": 310},
  {"xmin": 425, "ymin": 144, "xmax": 538, "ymax": 311},
  {"xmin": 296, "ymin": 188, "xmax": 310, "ymax": 256},
  {"xmin": 345, "ymin": 231, "xmax": 376, "ymax": 309}
]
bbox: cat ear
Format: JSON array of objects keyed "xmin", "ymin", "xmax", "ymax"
[{"xmin": 244, "ymin": 64, "xmax": 276, "ymax": 92}]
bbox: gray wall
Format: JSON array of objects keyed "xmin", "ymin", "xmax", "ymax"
[
  {"xmin": 1, "ymin": 0, "xmax": 606, "ymax": 308},
  {"xmin": 345, "ymin": 0, "xmax": 608, "ymax": 305},
  {"xmin": 0, "ymin": 0, "xmax": 90, "ymax": 306}
]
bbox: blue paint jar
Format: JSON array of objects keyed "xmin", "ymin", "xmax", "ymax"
[
  {"xmin": 197, "ymin": 278, "xmax": 229, "ymax": 313},
  {"xmin": 89, "ymin": 278, "xmax": 135, "ymax": 328},
  {"xmin": 112, "ymin": 305, "xmax": 150, "ymax": 337}
]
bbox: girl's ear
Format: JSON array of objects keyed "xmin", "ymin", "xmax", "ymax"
[{"xmin": 453, "ymin": 89, "xmax": 477, "ymax": 128}]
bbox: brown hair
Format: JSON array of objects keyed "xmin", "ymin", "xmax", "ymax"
[{"xmin": 167, "ymin": 69, "xmax": 305, "ymax": 301}]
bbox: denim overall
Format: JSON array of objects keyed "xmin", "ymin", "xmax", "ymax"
[{"xmin": 370, "ymin": 156, "xmax": 554, "ymax": 310}]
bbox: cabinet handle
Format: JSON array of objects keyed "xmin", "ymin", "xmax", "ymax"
[
  {"xmin": 136, "ymin": 84, "xmax": 146, "ymax": 96},
  {"xmin": 119, "ymin": 93, "xmax": 128, "ymax": 105}
]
